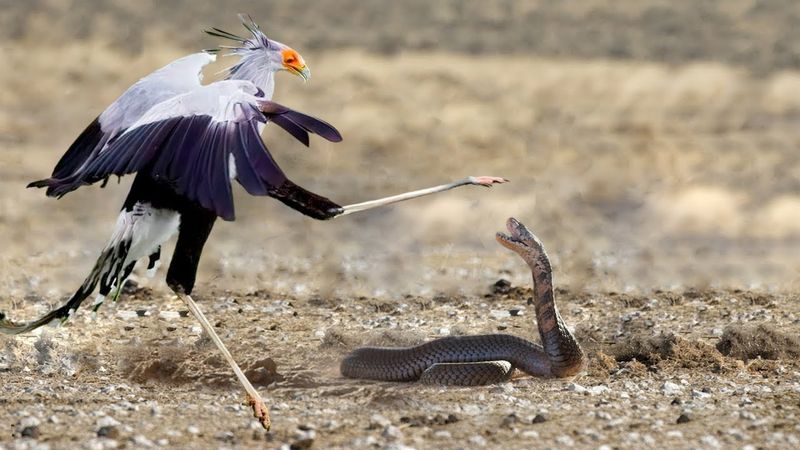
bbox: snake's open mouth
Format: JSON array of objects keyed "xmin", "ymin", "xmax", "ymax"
[{"xmin": 495, "ymin": 217, "xmax": 533, "ymax": 250}]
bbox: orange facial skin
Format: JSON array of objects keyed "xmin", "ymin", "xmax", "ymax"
[{"xmin": 281, "ymin": 48, "xmax": 307, "ymax": 75}]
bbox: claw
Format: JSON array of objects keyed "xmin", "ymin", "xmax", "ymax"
[
  {"xmin": 467, "ymin": 176, "xmax": 509, "ymax": 187},
  {"xmin": 246, "ymin": 394, "xmax": 271, "ymax": 430}
]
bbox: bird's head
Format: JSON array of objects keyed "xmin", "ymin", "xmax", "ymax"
[{"xmin": 205, "ymin": 14, "xmax": 310, "ymax": 83}]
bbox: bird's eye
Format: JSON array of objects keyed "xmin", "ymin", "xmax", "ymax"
[{"xmin": 285, "ymin": 57, "xmax": 295, "ymax": 63}]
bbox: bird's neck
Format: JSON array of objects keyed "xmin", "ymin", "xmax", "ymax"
[{"xmin": 224, "ymin": 61, "xmax": 276, "ymax": 100}]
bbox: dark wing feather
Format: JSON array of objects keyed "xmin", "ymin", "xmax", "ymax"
[
  {"xmin": 29, "ymin": 99, "xmax": 343, "ymax": 221},
  {"xmin": 260, "ymin": 100, "xmax": 343, "ymax": 143},
  {"xmin": 50, "ymin": 117, "xmax": 109, "ymax": 178},
  {"xmin": 269, "ymin": 114, "xmax": 309, "ymax": 146},
  {"xmin": 27, "ymin": 117, "xmax": 113, "ymax": 190}
]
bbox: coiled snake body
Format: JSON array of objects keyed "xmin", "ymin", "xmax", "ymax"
[{"xmin": 340, "ymin": 218, "xmax": 584, "ymax": 385}]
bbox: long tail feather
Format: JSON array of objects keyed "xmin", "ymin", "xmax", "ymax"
[
  {"xmin": 0, "ymin": 240, "xmax": 130, "ymax": 335},
  {"xmin": 0, "ymin": 272, "xmax": 100, "ymax": 335}
]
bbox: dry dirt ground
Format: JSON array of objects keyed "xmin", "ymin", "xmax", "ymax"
[
  {"xmin": 2, "ymin": 1, "xmax": 800, "ymax": 449},
  {"xmin": 1, "ymin": 285, "xmax": 799, "ymax": 449}
]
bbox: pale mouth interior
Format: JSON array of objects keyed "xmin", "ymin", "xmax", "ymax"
[{"xmin": 496, "ymin": 219, "xmax": 529, "ymax": 247}]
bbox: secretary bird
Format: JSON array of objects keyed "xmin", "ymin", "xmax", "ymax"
[{"xmin": 0, "ymin": 15, "xmax": 507, "ymax": 429}]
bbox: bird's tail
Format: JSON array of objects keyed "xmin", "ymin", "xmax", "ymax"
[{"xmin": 0, "ymin": 241, "xmax": 137, "ymax": 335}]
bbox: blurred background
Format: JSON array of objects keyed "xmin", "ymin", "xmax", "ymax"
[{"xmin": 2, "ymin": 0, "xmax": 800, "ymax": 299}]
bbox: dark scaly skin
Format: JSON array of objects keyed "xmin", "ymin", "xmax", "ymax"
[{"xmin": 340, "ymin": 217, "xmax": 585, "ymax": 385}]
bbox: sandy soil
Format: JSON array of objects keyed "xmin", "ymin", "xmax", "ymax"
[
  {"xmin": 1, "ymin": 284, "xmax": 799, "ymax": 449},
  {"xmin": 2, "ymin": 2, "xmax": 800, "ymax": 449}
]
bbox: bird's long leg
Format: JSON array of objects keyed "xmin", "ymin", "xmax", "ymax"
[
  {"xmin": 174, "ymin": 291, "xmax": 270, "ymax": 430},
  {"xmin": 334, "ymin": 176, "xmax": 508, "ymax": 217},
  {"xmin": 166, "ymin": 201, "xmax": 271, "ymax": 430}
]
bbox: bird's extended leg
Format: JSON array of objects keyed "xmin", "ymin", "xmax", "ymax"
[
  {"xmin": 167, "ymin": 204, "xmax": 271, "ymax": 430},
  {"xmin": 173, "ymin": 291, "xmax": 270, "ymax": 429},
  {"xmin": 332, "ymin": 176, "xmax": 508, "ymax": 217}
]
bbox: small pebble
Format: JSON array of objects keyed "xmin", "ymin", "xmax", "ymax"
[
  {"xmin": 491, "ymin": 279, "xmax": 512, "ymax": 294},
  {"xmin": 20, "ymin": 417, "xmax": 41, "ymax": 428},
  {"xmin": 433, "ymin": 430, "xmax": 452, "ymax": 439},
  {"xmin": 567, "ymin": 383, "xmax": 586, "ymax": 394},
  {"xmin": 532, "ymin": 413, "xmax": 548, "ymax": 424},
  {"xmin": 369, "ymin": 414, "xmax": 391, "ymax": 429},
  {"xmin": 556, "ymin": 435, "xmax": 575, "ymax": 446},
  {"xmin": 676, "ymin": 413, "xmax": 692, "ymax": 424},
  {"xmin": 469, "ymin": 435, "xmax": 487, "ymax": 446},
  {"xmin": 587, "ymin": 385, "xmax": 609, "ymax": 395},
  {"xmin": 490, "ymin": 310, "xmax": 511, "ymax": 319},
  {"xmin": 97, "ymin": 426, "xmax": 120, "ymax": 439},
  {"xmin": 131, "ymin": 435, "xmax": 154, "ymax": 447},
  {"xmin": 97, "ymin": 417, "xmax": 120, "ymax": 428},
  {"xmin": 739, "ymin": 411, "xmax": 756, "ymax": 421},
  {"xmin": 662, "ymin": 381, "xmax": 683, "ymax": 396},
  {"xmin": 502, "ymin": 413, "xmax": 518, "ymax": 427},
  {"xmin": 21, "ymin": 426, "xmax": 40, "ymax": 439},
  {"xmin": 382, "ymin": 425, "xmax": 402, "ymax": 441},
  {"xmin": 700, "ymin": 435, "xmax": 721, "ymax": 448},
  {"xmin": 291, "ymin": 438, "xmax": 314, "ymax": 450}
]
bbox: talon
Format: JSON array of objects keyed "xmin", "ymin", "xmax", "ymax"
[
  {"xmin": 246, "ymin": 394, "xmax": 271, "ymax": 430},
  {"xmin": 468, "ymin": 176, "xmax": 509, "ymax": 187}
]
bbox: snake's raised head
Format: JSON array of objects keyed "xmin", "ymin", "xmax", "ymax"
[{"xmin": 495, "ymin": 217, "xmax": 543, "ymax": 258}]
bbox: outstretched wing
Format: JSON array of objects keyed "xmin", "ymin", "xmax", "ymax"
[
  {"xmin": 31, "ymin": 80, "xmax": 342, "ymax": 221},
  {"xmin": 47, "ymin": 53, "xmax": 216, "ymax": 181}
]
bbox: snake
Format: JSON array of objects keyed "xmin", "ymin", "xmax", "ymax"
[{"xmin": 340, "ymin": 217, "xmax": 585, "ymax": 385}]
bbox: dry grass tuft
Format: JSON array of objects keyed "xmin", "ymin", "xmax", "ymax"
[
  {"xmin": 610, "ymin": 332, "xmax": 738, "ymax": 373},
  {"xmin": 716, "ymin": 324, "xmax": 800, "ymax": 361}
]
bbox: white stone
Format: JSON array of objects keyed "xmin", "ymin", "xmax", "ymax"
[
  {"xmin": 369, "ymin": 414, "xmax": 391, "ymax": 429},
  {"xmin": 662, "ymin": 381, "xmax": 683, "ymax": 395},
  {"xmin": 19, "ymin": 417, "xmax": 41, "ymax": 428},
  {"xmin": 555, "ymin": 435, "xmax": 575, "ymax": 446},
  {"xmin": 691, "ymin": 389, "xmax": 711, "ymax": 399},
  {"xmin": 382, "ymin": 425, "xmax": 402, "ymax": 441},
  {"xmin": 432, "ymin": 430, "xmax": 451, "ymax": 439},
  {"xmin": 490, "ymin": 310, "xmax": 511, "ymax": 319},
  {"xmin": 96, "ymin": 417, "xmax": 120, "ymax": 428},
  {"xmin": 700, "ymin": 435, "xmax": 721, "ymax": 448},
  {"xmin": 567, "ymin": 383, "xmax": 587, "ymax": 394},
  {"xmin": 468, "ymin": 435, "xmax": 487, "ymax": 447},
  {"xmin": 587, "ymin": 385, "xmax": 610, "ymax": 395},
  {"xmin": 131, "ymin": 435, "xmax": 153, "ymax": 448}
]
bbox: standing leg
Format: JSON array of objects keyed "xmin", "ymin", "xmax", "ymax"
[{"xmin": 166, "ymin": 205, "xmax": 271, "ymax": 430}]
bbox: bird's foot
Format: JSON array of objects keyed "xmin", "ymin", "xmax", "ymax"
[
  {"xmin": 246, "ymin": 393, "xmax": 271, "ymax": 430},
  {"xmin": 467, "ymin": 176, "xmax": 509, "ymax": 187}
]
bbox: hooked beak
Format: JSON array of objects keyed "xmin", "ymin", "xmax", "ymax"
[{"xmin": 286, "ymin": 64, "xmax": 310, "ymax": 81}]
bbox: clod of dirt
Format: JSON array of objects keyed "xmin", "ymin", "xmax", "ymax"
[
  {"xmin": 244, "ymin": 358, "xmax": 282, "ymax": 386},
  {"xmin": 21, "ymin": 426, "xmax": 40, "ymax": 438},
  {"xmin": 399, "ymin": 413, "xmax": 459, "ymax": 427},
  {"xmin": 491, "ymin": 279, "xmax": 512, "ymax": 295},
  {"xmin": 532, "ymin": 413, "xmax": 548, "ymax": 424},
  {"xmin": 716, "ymin": 323, "xmax": 800, "ymax": 361},
  {"xmin": 585, "ymin": 350, "xmax": 618, "ymax": 378},
  {"xmin": 119, "ymin": 342, "xmax": 270, "ymax": 387},
  {"xmin": 319, "ymin": 329, "xmax": 357, "ymax": 349},
  {"xmin": 610, "ymin": 332, "xmax": 736, "ymax": 372},
  {"xmin": 97, "ymin": 425, "xmax": 120, "ymax": 439}
]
